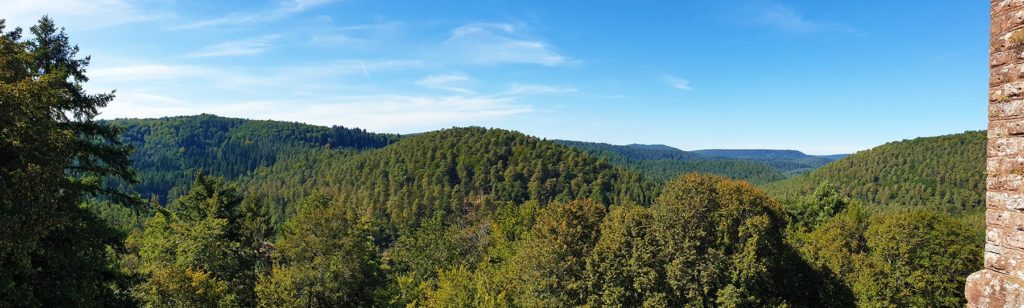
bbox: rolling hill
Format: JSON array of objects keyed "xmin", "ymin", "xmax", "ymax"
[
  {"xmin": 554, "ymin": 140, "xmax": 786, "ymax": 184},
  {"xmin": 105, "ymin": 114, "xmax": 400, "ymax": 201},
  {"xmin": 692, "ymin": 149, "xmax": 845, "ymax": 176},
  {"xmin": 765, "ymin": 131, "xmax": 986, "ymax": 210}
]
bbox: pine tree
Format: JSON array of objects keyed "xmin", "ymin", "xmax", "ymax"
[{"xmin": 0, "ymin": 16, "xmax": 136, "ymax": 306}]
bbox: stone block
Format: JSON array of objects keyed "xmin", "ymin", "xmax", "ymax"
[
  {"xmin": 989, "ymin": 137, "xmax": 1024, "ymax": 157},
  {"xmin": 987, "ymin": 191, "xmax": 1024, "ymax": 211},
  {"xmin": 966, "ymin": 269, "xmax": 1024, "ymax": 307},
  {"xmin": 988, "ymin": 156, "xmax": 1024, "ymax": 175}
]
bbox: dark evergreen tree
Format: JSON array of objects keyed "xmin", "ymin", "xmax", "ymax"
[{"xmin": 0, "ymin": 17, "xmax": 136, "ymax": 306}]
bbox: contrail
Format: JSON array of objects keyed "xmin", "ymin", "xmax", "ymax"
[{"xmin": 359, "ymin": 60, "xmax": 370, "ymax": 80}]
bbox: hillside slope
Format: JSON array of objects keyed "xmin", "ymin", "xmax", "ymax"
[
  {"xmin": 284, "ymin": 128, "xmax": 657, "ymax": 231},
  {"xmin": 693, "ymin": 149, "xmax": 842, "ymax": 176},
  {"xmin": 554, "ymin": 140, "xmax": 786, "ymax": 184},
  {"xmin": 106, "ymin": 114, "xmax": 399, "ymax": 200},
  {"xmin": 765, "ymin": 131, "xmax": 986, "ymax": 209}
]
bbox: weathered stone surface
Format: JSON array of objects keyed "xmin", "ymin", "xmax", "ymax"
[
  {"xmin": 989, "ymin": 209, "xmax": 1024, "ymax": 227},
  {"xmin": 969, "ymin": 1, "xmax": 1024, "ymax": 305},
  {"xmin": 988, "ymin": 155, "xmax": 1024, "ymax": 175},
  {"xmin": 989, "ymin": 118, "xmax": 1024, "ymax": 138},
  {"xmin": 990, "ymin": 137, "xmax": 1024, "ymax": 157},
  {"xmin": 990, "ymin": 99, "xmax": 1024, "ymax": 119},
  {"xmin": 991, "ymin": 64, "xmax": 1024, "ymax": 86},
  {"xmin": 988, "ymin": 191, "xmax": 1024, "ymax": 210},
  {"xmin": 966, "ymin": 270, "xmax": 1024, "ymax": 307},
  {"xmin": 991, "ymin": 81, "xmax": 1024, "ymax": 102},
  {"xmin": 988, "ymin": 174, "xmax": 1024, "ymax": 192},
  {"xmin": 992, "ymin": 50, "xmax": 1018, "ymax": 68}
]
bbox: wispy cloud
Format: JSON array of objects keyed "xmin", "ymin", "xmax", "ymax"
[
  {"xmin": 100, "ymin": 92, "xmax": 532, "ymax": 133},
  {"xmin": 2, "ymin": 0, "xmax": 165, "ymax": 29},
  {"xmin": 664, "ymin": 75, "xmax": 693, "ymax": 91},
  {"xmin": 503, "ymin": 83, "xmax": 578, "ymax": 95},
  {"xmin": 444, "ymin": 23, "xmax": 573, "ymax": 66},
  {"xmin": 175, "ymin": 0, "xmax": 335, "ymax": 30},
  {"xmin": 416, "ymin": 73, "xmax": 475, "ymax": 94},
  {"xmin": 310, "ymin": 21, "xmax": 402, "ymax": 48},
  {"xmin": 91, "ymin": 64, "xmax": 218, "ymax": 81},
  {"xmin": 185, "ymin": 35, "xmax": 282, "ymax": 58},
  {"xmin": 744, "ymin": 1, "xmax": 858, "ymax": 34}
]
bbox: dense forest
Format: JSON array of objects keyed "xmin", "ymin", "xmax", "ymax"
[
  {"xmin": 766, "ymin": 131, "xmax": 986, "ymax": 210},
  {"xmin": 106, "ymin": 115, "xmax": 400, "ymax": 203},
  {"xmin": 554, "ymin": 140, "xmax": 787, "ymax": 184},
  {"xmin": 693, "ymin": 149, "xmax": 845, "ymax": 177},
  {"xmin": 0, "ymin": 17, "xmax": 986, "ymax": 307}
]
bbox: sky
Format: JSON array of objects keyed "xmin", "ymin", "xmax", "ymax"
[{"xmin": 2, "ymin": 0, "xmax": 989, "ymax": 154}]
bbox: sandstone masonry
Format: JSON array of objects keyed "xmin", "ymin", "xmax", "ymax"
[{"xmin": 965, "ymin": 1, "xmax": 1024, "ymax": 306}]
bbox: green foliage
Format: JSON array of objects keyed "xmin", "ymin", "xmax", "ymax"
[
  {"xmin": 107, "ymin": 114, "xmax": 400, "ymax": 203},
  {"xmin": 1, "ymin": 19, "xmax": 988, "ymax": 305},
  {"xmin": 693, "ymin": 149, "xmax": 843, "ymax": 177},
  {"xmin": 128, "ymin": 173, "xmax": 260, "ymax": 306},
  {"xmin": 791, "ymin": 205, "xmax": 983, "ymax": 307},
  {"xmin": 584, "ymin": 204, "xmax": 664, "ymax": 307},
  {"xmin": 256, "ymin": 192, "xmax": 384, "ymax": 307},
  {"xmin": 314, "ymin": 127, "xmax": 657, "ymax": 237},
  {"xmin": 785, "ymin": 182, "xmax": 848, "ymax": 229},
  {"xmin": 767, "ymin": 131, "xmax": 986, "ymax": 209},
  {"xmin": 0, "ymin": 17, "xmax": 136, "ymax": 306},
  {"xmin": 856, "ymin": 209, "xmax": 982, "ymax": 306},
  {"xmin": 650, "ymin": 174, "xmax": 789, "ymax": 306},
  {"xmin": 508, "ymin": 200, "xmax": 607, "ymax": 306},
  {"xmin": 556, "ymin": 140, "xmax": 787, "ymax": 184}
]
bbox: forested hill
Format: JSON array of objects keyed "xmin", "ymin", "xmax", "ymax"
[
  {"xmin": 692, "ymin": 149, "xmax": 844, "ymax": 176},
  {"xmin": 765, "ymin": 131, "xmax": 986, "ymax": 209},
  {"xmin": 104, "ymin": 114, "xmax": 400, "ymax": 201},
  {"xmin": 246, "ymin": 127, "xmax": 659, "ymax": 229},
  {"xmin": 554, "ymin": 140, "xmax": 786, "ymax": 184}
]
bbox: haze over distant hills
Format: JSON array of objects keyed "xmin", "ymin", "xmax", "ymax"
[
  {"xmin": 555, "ymin": 141, "xmax": 846, "ymax": 182},
  {"xmin": 692, "ymin": 149, "xmax": 847, "ymax": 177}
]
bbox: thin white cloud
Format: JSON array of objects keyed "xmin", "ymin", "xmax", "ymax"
[
  {"xmin": 99, "ymin": 92, "xmax": 531, "ymax": 132},
  {"xmin": 745, "ymin": 1, "xmax": 858, "ymax": 34},
  {"xmin": 503, "ymin": 83, "xmax": 578, "ymax": 95},
  {"xmin": 2, "ymin": 0, "xmax": 164, "ymax": 29},
  {"xmin": 185, "ymin": 35, "xmax": 282, "ymax": 58},
  {"xmin": 445, "ymin": 23, "xmax": 572, "ymax": 66},
  {"xmin": 310, "ymin": 21, "xmax": 402, "ymax": 48},
  {"xmin": 416, "ymin": 73, "xmax": 475, "ymax": 94},
  {"xmin": 175, "ymin": 0, "xmax": 335, "ymax": 30},
  {"xmin": 90, "ymin": 64, "xmax": 217, "ymax": 81},
  {"xmin": 664, "ymin": 75, "xmax": 693, "ymax": 91},
  {"xmin": 88, "ymin": 59, "xmax": 424, "ymax": 95}
]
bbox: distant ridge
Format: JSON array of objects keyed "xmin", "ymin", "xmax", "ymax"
[
  {"xmin": 692, "ymin": 149, "xmax": 845, "ymax": 177},
  {"xmin": 625, "ymin": 144, "xmax": 683, "ymax": 152}
]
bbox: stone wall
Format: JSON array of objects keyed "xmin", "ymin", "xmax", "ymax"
[{"xmin": 965, "ymin": 1, "xmax": 1024, "ymax": 306}]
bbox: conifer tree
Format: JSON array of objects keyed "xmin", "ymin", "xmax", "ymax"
[{"xmin": 0, "ymin": 16, "xmax": 136, "ymax": 306}]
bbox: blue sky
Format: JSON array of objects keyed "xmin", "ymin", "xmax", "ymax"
[{"xmin": 4, "ymin": 0, "xmax": 988, "ymax": 154}]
